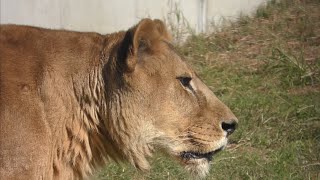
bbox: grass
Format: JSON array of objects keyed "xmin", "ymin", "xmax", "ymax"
[{"xmin": 95, "ymin": 0, "xmax": 320, "ymax": 179}]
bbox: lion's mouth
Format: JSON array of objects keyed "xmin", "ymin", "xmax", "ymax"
[{"xmin": 180, "ymin": 147, "xmax": 223, "ymax": 161}]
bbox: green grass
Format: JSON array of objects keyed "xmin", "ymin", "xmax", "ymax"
[{"xmin": 95, "ymin": 0, "xmax": 320, "ymax": 179}]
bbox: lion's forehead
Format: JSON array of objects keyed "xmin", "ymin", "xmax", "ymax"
[{"xmin": 140, "ymin": 44, "xmax": 194, "ymax": 77}]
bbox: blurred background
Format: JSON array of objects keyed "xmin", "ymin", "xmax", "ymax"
[{"xmin": 1, "ymin": 0, "xmax": 267, "ymax": 39}]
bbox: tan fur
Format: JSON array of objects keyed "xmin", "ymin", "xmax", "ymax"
[{"xmin": 0, "ymin": 19, "xmax": 238, "ymax": 179}]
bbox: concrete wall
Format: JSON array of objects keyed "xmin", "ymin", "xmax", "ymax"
[{"xmin": 0, "ymin": 0, "xmax": 267, "ymax": 36}]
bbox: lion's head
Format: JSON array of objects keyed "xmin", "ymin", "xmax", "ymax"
[{"xmin": 101, "ymin": 19, "xmax": 238, "ymax": 178}]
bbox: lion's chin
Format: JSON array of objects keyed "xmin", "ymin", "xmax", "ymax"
[
  {"xmin": 184, "ymin": 158, "xmax": 210, "ymax": 179},
  {"xmin": 177, "ymin": 147, "xmax": 224, "ymax": 179}
]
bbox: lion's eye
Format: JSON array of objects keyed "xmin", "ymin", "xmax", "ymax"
[
  {"xmin": 178, "ymin": 77, "xmax": 191, "ymax": 87},
  {"xmin": 177, "ymin": 76, "xmax": 193, "ymax": 92}
]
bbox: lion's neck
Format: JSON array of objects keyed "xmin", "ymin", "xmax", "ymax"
[{"xmin": 52, "ymin": 33, "xmax": 128, "ymax": 179}]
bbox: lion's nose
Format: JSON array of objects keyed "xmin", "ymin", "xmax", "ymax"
[{"xmin": 221, "ymin": 120, "xmax": 237, "ymax": 136}]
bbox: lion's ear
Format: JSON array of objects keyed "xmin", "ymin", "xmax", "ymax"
[
  {"xmin": 132, "ymin": 19, "xmax": 172, "ymax": 53},
  {"xmin": 119, "ymin": 18, "xmax": 171, "ymax": 72}
]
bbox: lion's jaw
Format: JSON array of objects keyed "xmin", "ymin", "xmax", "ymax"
[{"xmin": 163, "ymin": 136, "xmax": 228, "ymax": 178}]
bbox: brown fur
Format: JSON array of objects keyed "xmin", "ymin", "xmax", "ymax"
[{"xmin": 0, "ymin": 19, "xmax": 238, "ymax": 179}]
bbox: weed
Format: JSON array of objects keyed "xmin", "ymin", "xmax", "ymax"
[
  {"xmin": 165, "ymin": 1, "xmax": 194, "ymax": 43},
  {"xmin": 264, "ymin": 47, "xmax": 320, "ymax": 87}
]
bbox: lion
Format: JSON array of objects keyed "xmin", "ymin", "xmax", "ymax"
[{"xmin": 0, "ymin": 19, "xmax": 238, "ymax": 179}]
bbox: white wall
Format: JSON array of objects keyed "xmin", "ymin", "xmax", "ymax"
[
  {"xmin": 206, "ymin": 0, "xmax": 268, "ymax": 31},
  {"xmin": 0, "ymin": 0, "xmax": 267, "ymax": 35}
]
